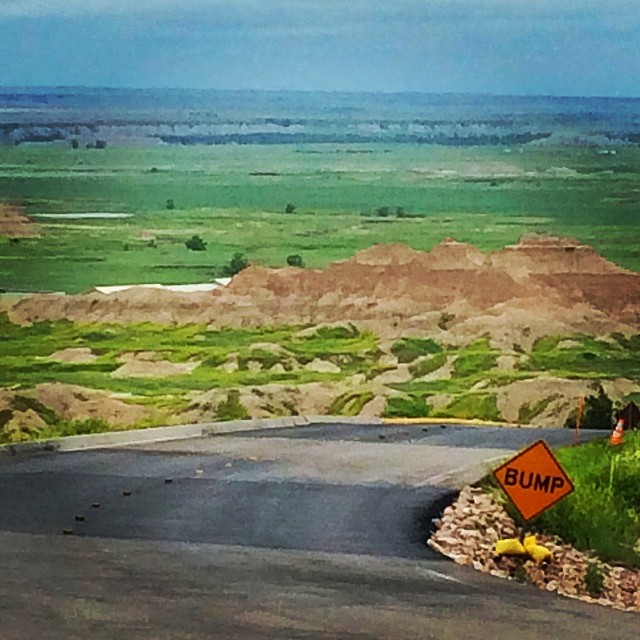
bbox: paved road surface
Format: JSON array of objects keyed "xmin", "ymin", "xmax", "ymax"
[{"xmin": 2, "ymin": 423, "xmax": 632, "ymax": 639}]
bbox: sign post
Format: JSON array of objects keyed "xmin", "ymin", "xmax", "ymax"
[
  {"xmin": 493, "ymin": 440, "xmax": 574, "ymax": 523},
  {"xmin": 574, "ymin": 395, "xmax": 585, "ymax": 446}
]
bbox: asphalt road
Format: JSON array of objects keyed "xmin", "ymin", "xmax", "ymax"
[{"xmin": 1, "ymin": 422, "xmax": 631, "ymax": 639}]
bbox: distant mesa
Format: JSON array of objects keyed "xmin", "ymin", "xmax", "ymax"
[{"xmin": 7, "ymin": 235, "xmax": 640, "ymax": 339}]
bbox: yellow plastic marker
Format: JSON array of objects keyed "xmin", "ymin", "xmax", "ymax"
[
  {"xmin": 493, "ymin": 534, "xmax": 553, "ymax": 564},
  {"xmin": 523, "ymin": 535, "xmax": 553, "ymax": 564},
  {"xmin": 494, "ymin": 537, "xmax": 527, "ymax": 558}
]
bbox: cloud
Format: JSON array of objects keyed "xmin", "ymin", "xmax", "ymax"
[
  {"xmin": 1, "ymin": 0, "xmax": 638, "ymax": 95},
  {"xmin": 1, "ymin": 0, "xmax": 638, "ymax": 46},
  {"xmin": 0, "ymin": 0, "xmax": 637, "ymax": 20}
]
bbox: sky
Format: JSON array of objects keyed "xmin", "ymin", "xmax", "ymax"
[{"xmin": 0, "ymin": 0, "xmax": 639, "ymax": 96}]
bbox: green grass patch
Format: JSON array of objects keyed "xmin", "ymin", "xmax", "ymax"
[
  {"xmin": 10, "ymin": 395, "xmax": 59, "ymax": 424},
  {"xmin": 453, "ymin": 337, "xmax": 500, "ymax": 377},
  {"xmin": 524, "ymin": 333, "xmax": 640, "ymax": 379},
  {"xmin": 329, "ymin": 391, "xmax": 375, "ymax": 416},
  {"xmin": 391, "ymin": 337, "xmax": 442, "ymax": 363},
  {"xmin": 433, "ymin": 393, "xmax": 502, "ymax": 422},
  {"xmin": 408, "ymin": 352, "xmax": 447, "ymax": 378},
  {"xmin": 383, "ymin": 394, "xmax": 431, "ymax": 418},
  {"xmin": 531, "ymin": 432, "xmax": 640, "ymax": 567},
  {"xmin": 0, "ymin": 316, "xmax": 383, "ymax": 419},
  {"xmin": 517, "ymin": 394, "xmax": 561, "ymax": 424}
]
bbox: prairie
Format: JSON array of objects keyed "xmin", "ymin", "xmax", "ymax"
[{"xmin": 1, "ymin": 143, "xmax": 639, "ymax": 293}]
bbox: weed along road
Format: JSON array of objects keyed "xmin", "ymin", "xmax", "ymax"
[{"xmin": 0, "ymin": 422, "xmax": 635, "ymax": 640}]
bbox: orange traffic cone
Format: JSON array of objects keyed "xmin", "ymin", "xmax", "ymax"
[{"xmin": 609, "ymin": 418, "xmax": 625, "ymax": 446}]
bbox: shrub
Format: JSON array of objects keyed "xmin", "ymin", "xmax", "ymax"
[
  {"xmin": 185, "ymin": 235, "xmax": 207, "ymax": 251},
  {"xmin": 564, "ymin": 383, "xmax": 613, "ymax": 430},
  {"xmin": 372, "ymin": 206, "xmax": 406, "ymax": 218},
  {"xmin": 285, "ymin": 202, "xmax": 297, "ymax": 213},
  {"xmin": 438, "ymin": 312, "xmax": 455, "ymax": 331},
  {"xmin": 286, "ymin": 254, "xmax": 305, "ymax": 268},
  {"xmin": 42, "ymin": 418, "xmax": 112, "ymax": 438},
  {"xmin": 223, "ymin": 252, "xmax": 249, "ymax": 276},
  {"xmin": 0, "ymin": 409, "xmax": 13, "ymax": 429},
  {"xmin": 216, "ymin": 390, "xmax": 249, "ymax": 421},
  {"xmin": 584, "ymin": 562, "xmax": 606, "ymax": 596}
]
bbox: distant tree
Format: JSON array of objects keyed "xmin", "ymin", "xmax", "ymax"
[
  {"xmin": 94, "ymin": 139, "xmax": 108, "ymax": 149},
  {"xmin": 165, "ymin": 199, "xmax": 175, "ymax": 210},
  {"xmin": 285, "ymin": 202, "xmax": 297, "ymax": 213},
  {"xmin": 185, "ymin": 234, "xmax": 207, "ymax": 251},
  {"xmin": 70, "ymin": 138, "xmax": 80, "ymax": 149},
  {"xmin": 223, "ymin": 252, "xmax": 249, "ymax": 276},
  {"xmin": 286, "ymin": 254, "xmax": 305, "ymax": 268}
]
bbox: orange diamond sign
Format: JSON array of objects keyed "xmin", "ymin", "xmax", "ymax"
[{"xmin": 493, "ymin": 440, "xmax": 574, "ymax": 521}]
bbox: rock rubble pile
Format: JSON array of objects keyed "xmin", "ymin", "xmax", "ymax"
[{"xmin": 428, "ymin": 486, "xmax": 640, "ymax": 613}]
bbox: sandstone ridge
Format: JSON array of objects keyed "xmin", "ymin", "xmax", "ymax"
[{"xmin": 9, "ymin": 236, "xmax": 640, "ymax": 343}]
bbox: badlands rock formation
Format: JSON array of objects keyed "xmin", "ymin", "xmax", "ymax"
[{"xmin": 9, "ymin": 236, "xmax": 640, "ymax": 345}]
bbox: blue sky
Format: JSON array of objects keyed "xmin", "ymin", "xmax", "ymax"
[{"xmin": 1, "ymin": 0, "xmax": 639, "ymax": 96}]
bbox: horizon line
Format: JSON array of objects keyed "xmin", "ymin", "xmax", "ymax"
[{"xmin": 0, "ymin": 85, "xmax": 639, "ymax": 101}]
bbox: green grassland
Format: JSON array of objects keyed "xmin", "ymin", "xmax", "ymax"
[
  {"xmin": 536, "ymin": 431, "xmax": 640, "ymax": 567},
  {"xmin": 0, "ymin": 315, "xmax": 379, "ymax": 401},
  {"xmin": 1, "ymin": 143, "xmax": 640, "ymax": 293},
  {"xmin": 389, "ymin": 334, "xmax": 640, "ymax": 421}
]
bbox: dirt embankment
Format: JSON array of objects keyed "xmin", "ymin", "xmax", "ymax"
[
  {"xmin": 0, "ymin": 383, "xmax": 153, "ymax": 443},
  {"xmin": 0, "ymin": 204, "xmax": 39, "ymax": 238},
  {"xmin": 9, "ymin": 236, "xmax": 640, "ymax": 343}
]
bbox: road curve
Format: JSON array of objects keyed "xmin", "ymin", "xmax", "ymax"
[{"xmin": 1, "ymin": 422, "xmax": 631, "ymax": 639}]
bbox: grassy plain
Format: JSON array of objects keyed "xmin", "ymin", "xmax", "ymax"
[{"xmin": 1, "ymin": 143, "xmax": 640, "ymax": 293}]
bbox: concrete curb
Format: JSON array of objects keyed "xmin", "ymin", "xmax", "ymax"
[
  {"xmin": 0, "ymin": 415, "xmax": 384, "ymax": 456},
  {"xmin": 382, "ymin": 417, "xmax": 519, "ymax": 427}
]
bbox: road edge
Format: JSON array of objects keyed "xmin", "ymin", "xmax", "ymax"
[{"xmin": 0, "ymin": 415, "xmax": 384, "ymax": 455}]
